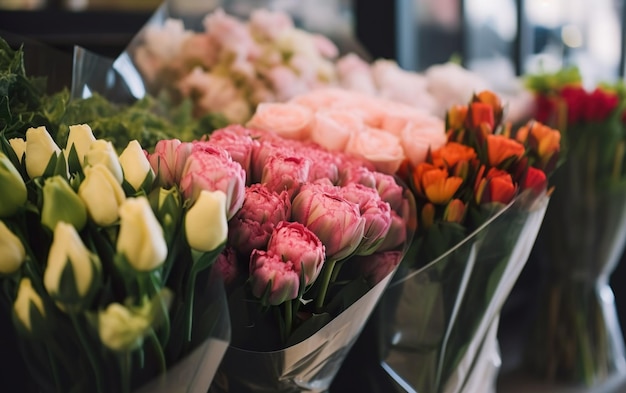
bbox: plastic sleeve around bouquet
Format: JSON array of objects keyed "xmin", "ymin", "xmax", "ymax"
[
  {"xmin": 378, "ymin": 190, "xmax": 550, "ymax": 393},
  {"xmin": 208, "ymin": 185, "xmax": 416, "ymax": 393}
]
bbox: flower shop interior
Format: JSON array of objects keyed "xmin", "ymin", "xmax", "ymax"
[{"xmin": 2, "ymin": 0, "xmax": 626, "ymax": 392}]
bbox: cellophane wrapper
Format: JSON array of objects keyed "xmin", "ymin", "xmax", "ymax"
[{"xmin": 334, "ymin": 190, "xmax": 550, "ymax": 393}]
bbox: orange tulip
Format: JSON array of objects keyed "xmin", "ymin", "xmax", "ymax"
[
  {"xmin": 444, "ymin": 198, "xmax": 466, "ymax": 223},
  {"xmin": 431, "ymin": 142, "xmax": 477, "ymax": 168},
  {"xmin": 486, "ymin": 134, "xmax": 525, "ymax": 167},
  {"xmin": 447, "ymin": 105, "xmax": 468, "ymax": 130},
  {"xmin": 475, "ymin": 167, "xmax": 517, "ymax": 204},
  {"xmin": 469, "ymin": 102, "xmax": 495, "ymax": 131},
  {"xmin": 413, "ymin": 163, "xmax": 463, "ymax": 204}
]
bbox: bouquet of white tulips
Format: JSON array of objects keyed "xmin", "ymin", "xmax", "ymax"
[{"xmin": 0, "ymin": 124, "xmax": 230, "ymax": 393}]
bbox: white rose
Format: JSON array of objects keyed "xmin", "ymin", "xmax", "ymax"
[
  {"xmin": 184, "ymin": 190, "xmax": 228, "ymax": 252},
  {"xmin": 84, "ymin": 139, "xmax": 124, "ymax": 184},
  {"xmin": 25, "ymin": 126, "xmax": 63, "ymax": 179},
  {"xmin": 14, "ymin": 277, "xmax": 46, "ymax": 333},
  {"xmin": 65, "ymin": 124, "xmax": 96, "ymax": 167},
  {"xmin": 119, "ymin": 140, "xmax": 154, "ymax": 191},
  {"xmin": 0, "ymin": 220, "xmax": 25, "ymax": 275},
  {"xmin": 117, "ymin": 197, "xmax": 167, "ymax": 272},
  {"xmin": 44, "ymin": 221, "xmax": 100, "ymax": 310},
  {"xmin": 345, "ymin": 127, "xmax": 406, "ymax": 175}
]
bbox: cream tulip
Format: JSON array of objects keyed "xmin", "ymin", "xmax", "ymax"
[
  {"xmin": 25, "ymin": 126, "xmax": 63, "ymax": 179},
  {"xmin": 44, "ymin": 221, "xmax": 100, "ymax": 311},
  {"xmin": 13, "ymin": 277, "xmax": 46, "ymax": 333},
  {"xmin": 119, "ymin": 140, "xmax": 154, "ymax": 191},
  {"xmin": 117, "ymin": 197, "xmax": 167, "ymax": 272},
  {"xmin": 0, "ymin": 152, "xmax": 27, "ymax": 218},
  {"xmin": 184, "ymin": 190, "xmax": 228, "ymax": 252},
  {"xmin": 64, "ymin": 124, "xmax": 96, "ymax": 167},
  {"xmin": 84, "ymin": 139, "xmax": 124, "ymax": 184},
  {"xmin": 0, "ymin": 221, "xmax": 25, "ymax": 275},
  {"xmin": 97, "ymin": 302, "xmax": 151, "ymax": 352},
  {"xmin": 8, "ymin": 137, "xmax": 26, "ymax": 163},
  {"xmin": 78, "ymin": 164, "xmax": 126, "ymax": 226}
]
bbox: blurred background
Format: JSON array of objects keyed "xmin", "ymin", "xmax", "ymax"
[{"xmin": 2, "ymin": 0, "xmax": 626, "ymax": 390}]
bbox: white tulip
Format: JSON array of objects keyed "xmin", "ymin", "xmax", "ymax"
[
  {"xmin": 65, "ymin": 124, "xmax": 96, "ymax": 167},
  {"xmin": 184, "ymin": 190, "xmax": 228, "ymax": 252},
  {"xmin": 25, "ymin": 126, "xmax": 63, "ymax": 179},
  {"xmin": 44, "ymin": 221, "xmax": 99, "ymax": 309},
  {"xmin": 84, "ymin": 139, "xmax": 124, "ymax": 184},
  {"xmin": 14, "ymin": 277, "xmax": 46, "ymax": 333},
  {"xmin": 78, "ymin": 164, "xmax": 126, "ymax": 226},
  {"xmin": 8, "ymin": 138, "xmax": 26, "ymax": 163},
  {"xmin": 97, "ymin": 302, "xmax": 151, "ymax": 352},
  {"xmin": 117, "ymin": 197, "xmax": 167, "ymax": 272},
  {"xmin": 0, "ymin": 221, "xmax": 25, "ymax": 275},
  {"xmin": 119, "ymin": 140, "xmax": 154, "ymax": 191}
]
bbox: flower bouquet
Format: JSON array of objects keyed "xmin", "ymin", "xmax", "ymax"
[
  {"xmin": 0, "ymin": 120, "xmax": 232, "ymax": 392},
  {"xmin": 522, "ymin": 67, "xmax": 626, "ymax": 386}
]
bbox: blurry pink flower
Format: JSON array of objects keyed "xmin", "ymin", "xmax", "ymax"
[
  {"xmin": 267, "ymin": 221, "xmax": 326, "ymax": 286},
  {"xmin": 336, "ymin": 53, "xmax": 377, "ymax": 95},
  {"xmin": 357, "ymin": 251, "xmax": 403, "ymax": 286},
  {"xmin": 400, "ymin": 120, "xmax": 447, "ymax": 167},
  {"xmin": 312, "ymin": 34, "xmax": 339, "ymax": 59},
  {"xmin": 203, "ymin": 8, "xmax": 260, "ymax": 60},
  {"xmin": 179, "ymin": 144, "xmax": 246, "ymax": 219},
  {"xmin": 249, "ymin": 9, "xmax": 294, "ymax": 40},
  {"xmin": 372, "ymin": 59, "xmax": 437, "ymax": 113},
  {"xmin": 376, "ymin": 210, "xmax": 408, "ymax": 252},
  {"xmin": 309, "ymin": 109, "xmax": 363, "ymax": 152},
  {"xmin": 262, "ymin": 153, "xmax": 312, "ymax": 200},
  {"xmin": 338, "ymin": 162, "xmax": 377, "ymax": 189},
  {"xmin": 340, "ymin": 183, "xmax": 392, "ymax": 256},
  {"xmin": 249, "ymin": 250, "xmax": 299, "ymax": 306},
  {"xmin": 264, "ymin": 66, "xmax": 310, "ymax": 102},
  {"xmin": 229, "ymin": 184, "xmax": 291, "ymax": 258},
  {"xmin": 247, "ymin": 102, "xmax": 314, "ymax": 141},
  {"xmin": 178, "ymin": 33, "xmax": 220, "ymax": 70},
  {"xmin": 345, "ymin": 126, "xmax": 405, "ymax": 175},
  {"xmin": 291, "ymin": 182, "xmax": 365, "ymax": 261},
  {"xmin": 149, "ymin": 139, "xmax": 193, "ymax": 187},
  {"xmin": 208, "ymin": 125, "xmax": 260, "ymax": 177},
  {"xmin": 215, "ymin": 247, "xmax": 239, "ymax": 286},
  {"xmin": 372, "ymin": 171, "xmax": 405, "ymax": 212}
]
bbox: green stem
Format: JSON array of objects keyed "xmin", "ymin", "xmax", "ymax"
[
  {"xmin": 119, "ymin": 352, "xmax": 132, "ymax": 393},
  {"xmin": 315, "ymin": 259, "xmax": 338, "ymax": 312},
  {"xmin": 183, "ymin": 269, "xmax": 198, "ymax": 350},
  {"xmin": 330, "ymin": 260, "xmax": 345, "ymax": 282},
  {"xmin": 46, "ymin": 346, "xmax": 63, "ymax": 393},
  {"xmin": 70, "ymin": 314, "xmax": 105, "ymax": 393},
  {"xmin": 149, "ymin": 272, "xmax": 170, "ymax": 346},
  {"xmin": 148, "ymin": 329, "xmax": 167, "ymax": 377},
  {"xmin": 284, "ymin": 299, "xmax": 293, "ymax": 343}
]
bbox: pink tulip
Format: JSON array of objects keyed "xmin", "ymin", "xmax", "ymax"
[
  {"xmin": 338, "ymin": 163, "xmax": 377, "ymax": 189},
  {"xmin": 373, "ymin": 171, "xmax": 405, "ymax": 212},
  {"xmin": 267, "ymin": 221, "xmax": 326, "ymax": 286},
  {"xmin": 376, "ymin": 210, "xmax": 408, "ymax": 252},
  {"xmin": 215, "ymin": 247, "xmax": 239, "ymax": 286},
  {"xmin": 249, "ymin": 250, "xmax": 299, "ymax": 306},
  {"xmin": 291, "ymin": 182, "xmax": 365, "ymax": 261},
  {"xmin": 149, "ymin": 139, "xmax": 193, "ymax": 187},
  {"xmin": 261, "ymin": 153, "xmax": 312, "ymax": 200},
  {"xmin": 208, "ymin": 125, "xmax": 260, "ymax": 178},
  {"xmin": 179, "ymin": 144, "xmax": 246, "ymax": 219},
  {"xmin": 228, "ymin": 184, "xmax": 291, "ymax": 258},
  {"xmin": 340, "ymin": 183, "xmax": 392, "ymax": 255},
  {"xmin": 357, "ymin": 251, "xmax": 403, "ymax": 286},
  {"xmin": 250, "ymin": 139, "xmax": 295, "ymax": 184}
]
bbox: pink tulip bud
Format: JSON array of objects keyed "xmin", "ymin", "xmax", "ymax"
[
  {"xmin": 215, "ymin": 247, "xmax": 239, "ymax": 286},
  {"xmin": 261, "ymin": 153, "xmax": 311, "ymax": 200},
  {"xmin": 249, "ymin": 250, "xmax": 300, "ymax": 306},
  {"xmin": 292, "ymin": 183, "xmax": 365, "ymax": 261},
  {"xmin": 372, "ymin": 171, "xmax": 405, "ymax": 212},
  {"xmin": 208, "ymin": 125, "xmax": 259, "ymax": 178},
  {"xmin": 267, "ymin": 221, "xmax": 326, "ymax": 286},
  {"xmin": 149, "ymin": 139, "xmax": 193, "ymax": 187}
]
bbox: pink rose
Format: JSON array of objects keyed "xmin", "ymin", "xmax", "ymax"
[
  {"xmin": 356, "ymin": 251, "xmax": 403, "ymax": 286},
  {"xmin": 228, "ymin": 183, "xmax": 291, "ymax": 259},
  {"xmin": 340, "ymin": 183, "xmax": 392, "ymax": 256},
  {"xmin": 208, "ymin": 125, "xmax": 260, "ymax": 178},
  {"xmin": 249, "ymin": 250, "xmax": 299, "ymax": 306},
  {"xmin": 247, "ymin": 102, "xmax": 314, "ymax": 141},
  {"xmin": 308, "ymin": 109, "xmax": 364, "ymax": 152},
  {"xmin": 179, "ymin": 144, "xmax": 246, "ymax": 219},
  {"xmin": 149, "ymin": 139, "xmax": 193, "ymax": 187},
  {"xmin": 344, "ymin": 126, "xmax": 405, "ymax": 175},
  {"xmin": 291, "ymin": 182, "xmax": 365, "ymax": 261},
  {"xmin": 400, "ymin": 120, "xmax": 447, "ymax": 167},
  {"xmin": 267, "ymin": 221, "xmax": 326, "ymax": 286}
]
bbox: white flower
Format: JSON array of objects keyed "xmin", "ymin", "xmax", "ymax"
[
  {"xmin": 119, "ymin": 140, "xmax": 154, "ymax": 191},
  {"xmin": 78, "ymin": 164, "xmax": 126, "ymax": 226},
  {"xmin": 0, "ymin": 221, "xmax": 25, "ymax": 275},
  {"xmin": 64, "ymin": 124, "xmax": 96, "ymax": 167},
  {"xmin": 44, "ymin": 222, "xmax": 100, "ymax": 311},
  {"xmin": 14, "ymin": 277, "xmax": 46, "ymax": 333},
  {"xmin": 8, "ymin": 137, "xmax": 26, "ymax": 163},
  {"xmin": 97, "ymin": 302, "xmax": 151, "ymax": 352},
  {"xmin": 84, "ymin": 139, "xmax": 124, "ymax": 184},
  {"xmin": 117, "ymin": 197, "xmax": 167, "ymax": 272},
  {"xmin": 25, "ymin": 126, "xmax": 63, "ymax": 179},
  {"xmin": 0, "ymin": 152, "xmax": 27, "ymax": 218},
  {"xmin": 184, "ymin": 190, "xmax": 228, "ymax": 252}
]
